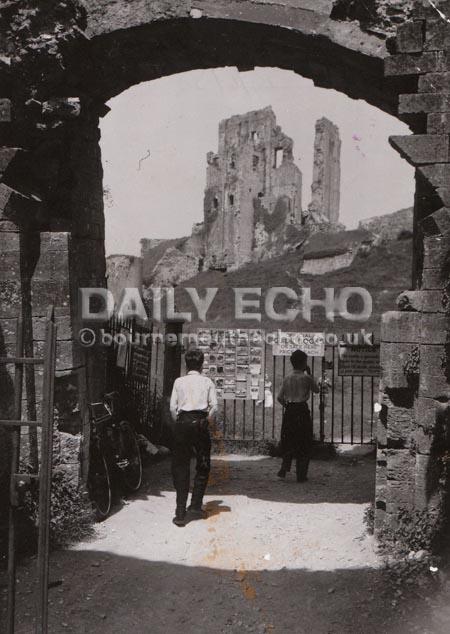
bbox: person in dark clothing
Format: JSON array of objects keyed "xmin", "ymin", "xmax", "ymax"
[
  {"xmin": 169, "ymin": 348, "xmax": 218, "ymax": 527},
  {"xmin": 277, "ymin": 349, "xmax": 320, "ymax": 482}
]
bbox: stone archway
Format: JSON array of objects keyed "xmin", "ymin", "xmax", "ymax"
[{"xmin": 1, "ymin": 0, "xmax": 449, "ymax": 538}]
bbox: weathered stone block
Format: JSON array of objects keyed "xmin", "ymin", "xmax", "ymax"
[
  {"xmin": 0, "ymin": 183, "xmax": 42, "ymax": 224},
  {"xmin": 413, "ymin": 1, "xmax": 450, "ymax": 19},
  {"xmin": 421, "ymin": 313, "xmax": 448, "ymax": 344},
  {"xmin": 385, "ymin": 51, "xmax": 447, "ymax": 76},
  {"xmin": 0, "ymin": 98, "xmax": 11, "ymax": 122},
  {"xmin": 419, "ymin": 343, "xmax": 449, "ymax": 398},
  {"xmin": 419, "ymin": 163, "xmax": 450, "ymax": 188},
  {"xmin": 423, "ymin": 234, "xmax": 449, "ymax": 268},
  {"xmin": 399, "ymin": 93, "xmax": 450, "ymax": 113},
  {"xmin": 386, "ymin": 400, "xmax": 415, "ymax": 449},
  {"xmin": 33, "ymin": 251, "xmax": 70, "ymax": 282},
  {"xmin": 0, "ymin": 280, "xmax": 21, "ymax": 318},
  {"xmin": 381, "ymin": 311, "xmax": 421, "ymax": 342},
  {"xmin": 30, "ymin": 281, "xmax": 71, "ymax": 314},
  {"xmin": 396, "ymin": 290, "xmax": 421, "ymax": 311},
  {"xmin": 389, "ymin": 134, "xmax": 449, "ymax": 165},
  {"xmin": 424, "ymin": 18, "xmax": 450, "ymax": 50},
  {"xmin": 33, "ymin": 339, "xmax": 80, "ymax": 372},
  {"xmin": 415, "ymin": 395, "xmax": 439, "ymax": 436},
  {"xmin": 380, "ymin": 342, "xmax": 416, "ymax": 389},
  {"xmin": 0, "ymin": 148, "xmax": 21, "ymax": 176},
  {"xmin": 419, "ymin": 72, "xmax": 450, "ymax": 92},
  {"xmin": 53, "ymin": 432, "xmax": 81, "ymax": 465},
  {"xmin": 398, "ymin": 290, "xmax": 445, "ymax": 314},
  {"xmin": 428, "ymin": 112, "xmax": 450, "ymax": 133},
  {"xmin": 422, "ymin": 267, "xmax": 446, "ymax": 289},
  {"xmin": 0, "ymin": 230, "xmax": 19, "ymax": 252},
  {"xmin": 386, "ymin": 480, "xmax": 414, "ymax": 510},
  {"xmin": 396, "ymin": 19, "xmax": 425, "ymax": 53},
  {"xmin": 414, "ymin": 452, "xmax": 442, "ymax": 511},
  {"xmin": 387, "ymin": 448, "xmax": 416, "ymax": 482},
  {"xmin": 415, "ymin": 425, "xmax": 434, "ymax": 454},
  {"xmin": 421, "ymin": 206, "xmax": 450, "ymax": 235},
  {"xmin": 418, "ymin": 165, "xmax": 450, "ymax": 206}
]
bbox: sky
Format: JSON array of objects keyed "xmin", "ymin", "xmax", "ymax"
[{"xmin": 100, "ymin": 67, "xmax": 415, "ymax": 257}]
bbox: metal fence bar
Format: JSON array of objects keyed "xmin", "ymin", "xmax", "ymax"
[
  {"xmin": 6, "ymin": 318, "xmax": 24, "ymax": 634},
  {"xmin": 331, "ymin": 346, "xmax": 335, "ymax": 444},
  {"xmin": 223, "ymin": 399, "xmax": 227, "ymax": 438},
  {"xmin": 272, "ymin": 355, "xmax": 276, "ymax": 439},
  {"xmin": 360, "ymin": 376, "xmax": 364, "ymax": 444},
  {"xmin": 370, "ymin": 377, "xmax": 375, "ymax": 440},
  {"xmin": 350, "ymin": 376, "xmax": 355, "ymax": 445},
  {"xmin": 36, "ymin": 308, "xmax": 57, "ymax": 634},
  {"xmin": 341, "ymin": 375, "xmax": 345, "ymax": 444},
  {"xmin": 242, "ymin": 400, "xmax": 246, "ymax": 440},
  {"xmin": 262, "ymin": 340, "xmax": 266, "ymax": 439}
]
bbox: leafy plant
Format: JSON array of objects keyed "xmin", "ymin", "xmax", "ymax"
[
  {"xmin": 22, "ymin": 468, "xmax": 94, "ymax": 549},
  {"xmin": 364, "ymin": 502, "xmax": 375, "ymax": 535},
  {"xmin": 378, "ymin": 508, "xmax": 441, "ymax": 556}
]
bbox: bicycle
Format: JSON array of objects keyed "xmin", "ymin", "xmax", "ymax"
[{"xmin": 87, "ymin": 392, "xmax": 143, "ymax": 520}]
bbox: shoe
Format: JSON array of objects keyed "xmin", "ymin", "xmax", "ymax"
[
  {"xmin": 173, "ymin": 509, "xmax": 186, "ymax": 527},
  {"xmin": 277, "ymin": 469, "xmax": 286, "ymax": 479},
  {"xmin": 296, "ymin": 476, "xmax": 308, "ymax": 483},
  {"xmin": 187, "ymin": 506, "xmax": 207, "ymax": 520}
]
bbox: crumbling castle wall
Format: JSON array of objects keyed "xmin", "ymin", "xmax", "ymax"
[
  {"xmin": 204, "ymin": 106, "xmax": 303, "ymax": 270},
  {"xmin": 308, "ymin": 117, "xmax": 342, "ymax": 225},
  {"xmin": 106, "ymin": 254, "xmax": 143, "ymax": 305}
]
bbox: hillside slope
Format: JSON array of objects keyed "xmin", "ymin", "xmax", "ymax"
[{"xmin": 174, "ymin": 237, "xmax": 413, "ymax": 338}]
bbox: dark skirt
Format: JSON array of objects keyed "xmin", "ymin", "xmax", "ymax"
[{"xmin": 279, "ymin": 402, "xmax": 313, "ymax": 459}]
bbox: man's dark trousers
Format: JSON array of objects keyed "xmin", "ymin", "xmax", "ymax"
[
  {"xmin": 171, "ymin": 410, "xmax": 211, "ymax": 513},
  {"xmin": 280, "ymin": 402, "xmax": 313, "ymax": 480}
]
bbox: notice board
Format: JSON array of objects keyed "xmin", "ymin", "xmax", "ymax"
[
  {"xmin": 338, "ymin": 344, "xmax": 381, "ymax": 377},
  {"xmin": 197, "ymin": 328, "xmax": 265, "ymax": 400}
]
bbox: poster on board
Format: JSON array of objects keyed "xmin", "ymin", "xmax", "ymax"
[
  {"xmin": 197, "ymin": 328, "xmax": 265, "ymax": 400},
  {"xmin": 272, "ymin": 332, "xmax": 325, "ymax": 357}
]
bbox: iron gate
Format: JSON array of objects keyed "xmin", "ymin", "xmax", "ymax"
[
  {"xmin": 104, "ymin": 316, "xmax": 160, "ymax": 437},
  {"xmin": 220, "ymin": 343, "xmax": 377, "ymax": 445}
]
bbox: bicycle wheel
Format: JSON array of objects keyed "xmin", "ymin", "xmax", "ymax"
[
  {"xmin": 88, "ymin": 444, "xmax": 112, "ymax": 520},
  {"xmin": 118, "ymin": 422, "xmax": 143, "ymax": 492}
]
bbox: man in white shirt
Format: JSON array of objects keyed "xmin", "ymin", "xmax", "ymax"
[{"xmin": 169, "ymin": 348, "xmax": 218, "ymax": 527}]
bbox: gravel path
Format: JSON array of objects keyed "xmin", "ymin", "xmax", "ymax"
[{"xmin": 2, "ymin": 452, "xmax": 449, "ymax": 633}]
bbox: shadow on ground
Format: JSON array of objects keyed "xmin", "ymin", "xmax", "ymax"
[
  {"xmin": 136, "ymin": 453, "xmax": 376, "ymax": 506},
  {"xmin": 0, "ymin": 549, "xmax": 440, "ymax": 634}
]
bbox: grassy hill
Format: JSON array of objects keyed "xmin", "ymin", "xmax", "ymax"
[{"xmin": 174, "ymin": 236, "xmax": 413, "ymax": 339}]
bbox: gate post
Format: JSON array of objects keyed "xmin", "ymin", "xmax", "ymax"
[
  {"xmin": 162, "ymin": 318, "xmax": 185, "ymax": 398},
  {"xmin": 161, "ymin": 319, "xmax": 185, "ymax": 435}
]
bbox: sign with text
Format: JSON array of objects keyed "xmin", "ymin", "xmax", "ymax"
[
  {"xmin": 338, "ymin": 344, "xmax": 381, "ymax": 377},
  {"xmin": 272, "ymin": 332, "xmax": 325, "ymax": 358}
]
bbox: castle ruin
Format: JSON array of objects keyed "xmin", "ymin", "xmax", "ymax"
[
  {"xmin": 308, "ymin": 117, "xmax": 342, "ymax": 226},
  {"xmin": 140, "ymin": 108, "xmax": 342, "ymax": 285}
]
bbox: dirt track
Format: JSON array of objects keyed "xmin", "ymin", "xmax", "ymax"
[{"xmin": 1, "ymin": 452, "xmax": 450, "ymax": 633}]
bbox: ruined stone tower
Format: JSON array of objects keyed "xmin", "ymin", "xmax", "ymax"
[
  {"xmin": 203, "ymin": 107, "xmax": 303, "ymax": 270},
  {"xmin": 308, "ymin": 117, "xmax": 341, "ymax": 225}
]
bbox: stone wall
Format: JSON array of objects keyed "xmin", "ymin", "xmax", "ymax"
[
  {"xmin": 375, "ymin": 0, "xmax": 450, "ymax": 536},
  {"xmin": 301, "ymin": 250, "xmax": 356, "ymax": 275}
]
